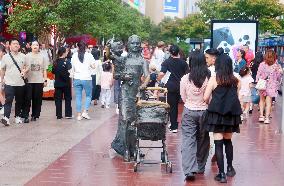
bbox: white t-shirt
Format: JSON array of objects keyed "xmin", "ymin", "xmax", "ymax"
[
  {"xmin": 208, "ymin": 65, "xmax": 215, "ymax": 76},
  {"xmin": 71, "ymin": 52, "xmax": 96, "ymax": 80},
  {"xmin": 239, "ymin": 75, "xmax": 254, "ymax": 96},
  {"xmin": 151, "ymin": 49, "xmax": 164, "ymax": 71},
  {"xmin": 209, "ymin": 65, "xmax": 241, "ymax": 80}
]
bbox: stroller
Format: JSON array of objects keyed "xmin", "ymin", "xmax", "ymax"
[{"xmin": 133, "ymin": 87, "xmax": 172, "ymax": 173}]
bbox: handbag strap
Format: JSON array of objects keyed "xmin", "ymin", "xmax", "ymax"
[{"xmin": 9, "ymin": 52, "xmax": 25, "ymax": 81}]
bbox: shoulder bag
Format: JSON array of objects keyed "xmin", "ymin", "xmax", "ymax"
[{"xmin": 9, "ymin": 52, "xmax": 28, "ymax": 84}]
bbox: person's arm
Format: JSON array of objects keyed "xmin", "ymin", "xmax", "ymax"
[
  {"xmin": 180, "ymin": 75, "xmax": 187, "ymax": 103},
  {"xmin": 89, "ymin": 54, "xmax": 96, "ymax": 69},
  {"xmin": 203, "ymin": 77, "xmax": 215, "ymax": 104},
  {"xmin": 140, "ymin": 60, "xmax": 150, "ymax": 89},
  {"xmin": 157, "ymin": 61, "xmax": 168, "ymax": 81},
  {"xmin": 22, "ymin": 54, "xmax": 29, "ymax": 76},
  {"xmin": 43, "ymin": 56, "xmax": 48, "ymax": 86},
  {"xmin": 0, "ymin": 56, "xmax": 6, "ymax": 84},
  {"xmin": 0, "ymin": 68, "xmax": 5, "ymax": 86},
  {"xmin": 237, "ymin": 80, "xmax": 241, "ymax": 94}
]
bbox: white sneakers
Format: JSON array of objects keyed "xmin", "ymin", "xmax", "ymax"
[
  {"xmin": 82, "ymin": 112, "xmax": 91, "ymax": 120},
  {"xmin": 1, "ymin": 116, "xmax": 23, "ymax": 126},
  {"xmin": 115, "ymin": 104, "xmax": 119, "ymax": 114},
  {"xmin": 15, "ymin": 116, "xmax": 23, "ymax": 124},
  {"xmin": 1, "ymin": 116, "xmax": 10, "ymax": 126},
  {"xmin": 76, "ymin": 115, "xmax": 83, "ymax": 121}
]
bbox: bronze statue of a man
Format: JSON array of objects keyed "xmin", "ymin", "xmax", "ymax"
[{"xmin": 111, "ymin": 35, "xmax": 149, "ymax": 161}]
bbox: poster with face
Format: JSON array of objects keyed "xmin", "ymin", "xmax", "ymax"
[{"xmin": 211, "ymin": 20, "xmax": 258, "ymax": 62}]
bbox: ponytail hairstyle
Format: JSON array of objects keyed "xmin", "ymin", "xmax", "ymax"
[{"xmin": 77, "ymin": 41, "xmax": 86, "ymax": 63}]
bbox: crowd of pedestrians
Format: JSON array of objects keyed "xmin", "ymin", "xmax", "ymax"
[{"xmin": 0, "ymin": 37, "xmax": 282, "ymax": 184}]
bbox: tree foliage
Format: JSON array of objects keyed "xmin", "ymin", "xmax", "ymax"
[
  {"xmin": 7, "ymin": 0, "xmax": 153, "ymax": 41},
  {"xmin": 197, "ymin": 0, "xmax": 284, "ymax": 34},
  {"xmin": 150, "ymin": 14, "xmax": 210, "ymax": 44}
]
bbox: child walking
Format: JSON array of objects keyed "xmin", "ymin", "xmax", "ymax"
[
  {"xmin": 101, "ymin": 62, "xmax": 113, "ymax": 108},
  {"xmin": 239, "ymin": 67, "xmax": 254, "ymax": 120}
]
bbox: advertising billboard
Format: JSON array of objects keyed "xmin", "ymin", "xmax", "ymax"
[
  {"xmin": 211, "ymin": 20, "xmax": 258, "ymax": 61},
  {"xmin": 164, "ymin": 0, "xmax": 179, "ymax": 13},
  {"xmin": 129, "ymin": 0, "xmax": 139, "ymax": 9},
  {"xmin": 127, "ymin": 0, "xmax": 145, "ymax": 15}
]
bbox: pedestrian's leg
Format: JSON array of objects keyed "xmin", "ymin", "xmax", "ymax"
[
  {"xmin": 181, "ymin": 108, "xmax": 198, "ymax": 179},
  {"xmin": 101, "ymin": 89, "xmax": 106, "ymax": 106},
  {"xmin": 14, "ymin": 86, "xmax": 25, "ymax": 118},
  {"xmin": 54, "ymin": 87, "xmax": 63, "ymax": 118},
  {"xmin": 83, "ymin": 80, "xmax": 92, "ymax": 112},
  {"xmin": 196, "ymin": 111, "xmax": 210, "ymax": 173},
  {"xmin": 22, "ymin": 84, "xmax": 32, "ymax": 119},
  {"xmin": 32, "ymin": 83, "xmax": 43, "ymax": 118},
  {"xmin": 3, "ymin": 85, "xmax": 15, "ymax": 119},
  {"xmin": 214, "ymin": 133, "xmax": 227, "ymax": 183},
  {"xmin": 73, "ymin": 79, "xmax": 83, "ymax": 114},
  {"xmin": 223, "ymin": 133, "xmax": 235, "ymax": 177},
  {"xmin": 106, "ymin": 89, "xmax": 111, "ymax": 107},
  {"xmin": 167, "ymin": 92, "xmax": 179, "ymax": 130},
  {"xmin": 265, "ymin": 96, "xmax": 272, "ymax": 120},
  {"xmin": 91, "ymin": 75, "xmax": 96, "ymax": 101},
  {"xmin": 94, "ymin": 85, "xmax": 101, "ymax": 100},
  {"xmin": 64, "ymin": 86, "xmax": 72, "ymax": 117},
  {"xmin": 259, "ymin": 94, "xmax": 265, "ymax": 118}
]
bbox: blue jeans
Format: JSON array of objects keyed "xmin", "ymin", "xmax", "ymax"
[{"xmin": 73, "ymin": 79, "xmax": 92, "ymax": 113}]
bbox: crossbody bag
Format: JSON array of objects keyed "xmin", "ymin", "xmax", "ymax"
[{"xmin": 9, "ymin": 52, "xmax": 28, "ymax": 84}]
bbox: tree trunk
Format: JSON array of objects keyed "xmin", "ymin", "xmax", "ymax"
[{"xmin": 53, "ymin": 32, "xmax": 58, "ymax": 62}]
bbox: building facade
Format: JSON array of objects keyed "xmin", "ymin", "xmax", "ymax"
[
  {"xmin": 122, "ymin": 0, "xmax": 200, "ymax": 24},
  {"xmin": 122, "ymin": 0, "xmax": 164, "ymax": 24}
]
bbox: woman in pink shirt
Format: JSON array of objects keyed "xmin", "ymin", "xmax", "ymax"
[
  {"xmin": 180, "ymin": 51, "xmax": 211, "ymax": 182},
  {"xmin": 256, "ymin": 50, "xmax": 283, "ymax": 124}
]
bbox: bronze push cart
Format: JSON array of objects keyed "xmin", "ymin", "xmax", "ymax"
[{"xmin": 133, "ymin": 87, "xmax": 172, "ymax": 173}]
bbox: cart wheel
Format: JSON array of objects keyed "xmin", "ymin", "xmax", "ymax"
[
  {"xmin": 168, "ymin": 162, "xmax": 173, "ymax": 173},
  {"xmin": 134, "ymin": 163, "xmax": 138, "ymax": 172},
  {"xmin": 161, "ymin": 152, "xmax": 166, "ymax": 163}
]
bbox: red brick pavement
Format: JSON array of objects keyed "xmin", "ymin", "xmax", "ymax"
[{"xmin": 25, "ymin": 105, "xmax": 284, "ymax": 186}]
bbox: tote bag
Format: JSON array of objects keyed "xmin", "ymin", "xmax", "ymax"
[{"xmin": 255, "ymin": 79, "xmax": 267, "ymax": 90}]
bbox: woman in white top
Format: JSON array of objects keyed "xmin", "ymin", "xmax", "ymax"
[{"xmin": 71, "ymin": 41, "xmax": 96, "ymax": 120}]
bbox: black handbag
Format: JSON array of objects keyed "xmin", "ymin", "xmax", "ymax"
[{"xmin": 9, "ymin": 52, "xmax": 28, "ymax": 84}]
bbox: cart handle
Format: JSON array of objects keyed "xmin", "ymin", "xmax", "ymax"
[{"xmin": 145, "ymin": 87, "xmax": 168, "ymax": 93}]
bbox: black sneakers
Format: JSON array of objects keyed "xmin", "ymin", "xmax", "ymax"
[
  {"xmin": 226, "ymin": 166, "xmax": 236, "ymax": 177},
  {"xmin": 215, "ymin": 172, "xmax": 227, "ymax": 183},
  {"xmin": 184, "ymin": 173, "xmax": 195, "ymax": 182}
]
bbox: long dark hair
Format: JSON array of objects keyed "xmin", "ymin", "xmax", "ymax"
[
  {"xmin": 77, "ymin": 41, "xmax": 86, "ymax": 63},
  {"xmin": 215, "ymin": 54, "xmax": 238, "ymax": 86},
  {"xmin": 239, "ymin": 49, "xmax": 246, "ymax": 60},
  {"xmin": 188, "ymin": 51, "xmax": 211, "ymax": 88}
]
